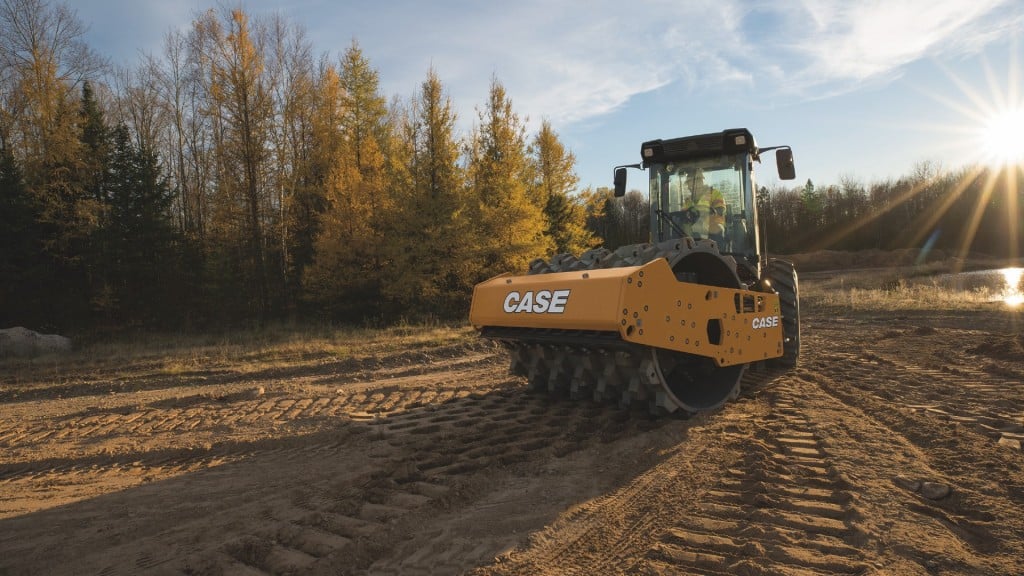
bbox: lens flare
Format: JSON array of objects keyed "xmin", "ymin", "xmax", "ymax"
[
  {"xmin": 1001, "ymin": 267, "xmax": 1023, "ymax": 306},
  {"xmin": 981, "ymin": 109, "xmax": 1024, "ymax": 168}
]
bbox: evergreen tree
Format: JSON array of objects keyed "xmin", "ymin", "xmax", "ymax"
[
  {"xmin": 104, "ymin": 123, "xmax": 179, "ymax": 325},
  {"xmin": 79, "ymin": 81, "xmax": 109, "ymax": 204},
  {"xmin": 0, "ymin": 129, "xmax": 44, "ymax": 326},
  {"xmin": 77, "ymin": 81, "xmax": 114, "ymax": 317}
]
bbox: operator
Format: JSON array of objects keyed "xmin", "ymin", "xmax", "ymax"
[{"xmin": 682, "ymin": 168, "xmax": 726, "ymax": 243}]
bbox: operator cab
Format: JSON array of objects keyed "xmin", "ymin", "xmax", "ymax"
[
  {"xmin": 649, "ymin": 157, "xmax": 752, "ymax": 252},
  {"xmin": 613, "ymin": 128, "xmax": 795, "ymax": 277}
]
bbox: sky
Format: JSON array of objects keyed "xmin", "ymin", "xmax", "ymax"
[{"xmin": 74, "ymin": 0, "xmax": 1024, "ymax": 192}]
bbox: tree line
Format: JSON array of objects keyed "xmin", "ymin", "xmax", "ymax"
[
  {"xmin": 757, "ymin": 165, "xmax": 1023, "ymax": 259},
  {"xmin": 0, "ymin": 1, "xmax": 616, "ymax": 331},
  {"xmin": 1, "ymin": 0, "xmax": 1020, "ymax": 333}
]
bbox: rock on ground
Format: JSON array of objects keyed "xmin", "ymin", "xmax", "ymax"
[{"xmin": 0, "ymin": 327, "xmax": 72, "ymax": 357}]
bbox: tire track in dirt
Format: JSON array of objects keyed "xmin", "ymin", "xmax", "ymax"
[
  {"xmin": 0, "ymin": 351, "xmax": 500, "ymax": 448},
  {"xmin": 470, "ymin": 438, "xmax": 734, "ymax": 576},
  {"xmin": 0, "ymin": 359, "xmax": 509, "ymax": 486},
  {"xmin": 635, "ymin": 380, "xmax": 869, "ymax": 576},
  {"xmin": 0, "ymin": 342, "xmax": 500, "ymax": 404},
  {"xmin": 471, "ymin": 342, "xmax": 1024, "ymax": 576},
  {"xmin": 814, "ymin": 348, "xmax": 1024, "ymax": 450},
  {"xmin": 193, "ymin": 470, "xmax": 454, "ymax": 576},
  {"xmin": 467, "ymin": 373, "xmax": 876, "ymax": 576},
  {"xmin": 1, "ymin": 361, "xmax": 521, "ymax": 574},
  {"xmin": 794, "ymin": 340, "xmax": 1024, "ymax": 574},
  {"xmin": 12, "ymin": 356, "xmax": 663, "ymax": 576},
  {"xmin": 365, "ymin": 392, "xmax": 683, "ymax": 575},
  {"xmin": 173, "ymin": 385, "xmax": 673, "ymax": 576},
  {"xmin": 360, "ymin": 390, "xmax": 678, "ymax": 576}
]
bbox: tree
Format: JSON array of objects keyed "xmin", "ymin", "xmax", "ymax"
[
  {"xmin": 579, "ymin": 186, "xmax": 649, "ymax": 249},
  {"xmin": 304, "ymin": 42, "xmax": 394, "ymax": 319},
  {"xmin": 614, "ymin": 190, "xmax": 650, "ymax": 247},
  {"xmin": 0, "ymin": 0, "xmax": 105, "ymax": 167},
  {"xmin": 0, "ymin": 0, "xmax": 107, "ymax": 328},
  {"xmin": 530, "ymin": 120, "xmax": 594, "ymax": 255},
  {"xmin": 384, "ymin": 68, "xmax": 472, "ymax": 316},
  {"xmin": 466, "ymin": 77, "xmax": 551, "ymax": 279},
  {"xmin": 199, "ymin": 8, "xmax": 275, "ymax": 321},
  {"xmin": 150, "ymin": 27, "xmax": 211, "ymax": 242},
  {"xmin": 75, "ymin": 80, "xmax": 114, "ymax": 316},
  {"xmin": 265, "ymin": 14, "xmax": 316, "ymax": 309},
  {"xmin": 78, "ymin": 81, "xmax": 109, "ymax": 201},
  {"xmin": 0, "ymin": 126, "xmax": 44, "ymax": 326},
  {"xmin": 102, "ymin": 123, "xmax": 179, "ymax": 325}
]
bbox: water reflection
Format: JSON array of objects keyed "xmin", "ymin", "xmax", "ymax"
[
  {"xmin": 910, "ymin": 267, "xmax": 1024, "ymax": 306},
  {"xmin": 1002, "ymin": 268, "xmax": 1023, "ymax": 307}
]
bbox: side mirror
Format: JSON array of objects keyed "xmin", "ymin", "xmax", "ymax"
[
  {"xmin": 613, "ymin": 167, "xmax": 627, "ymax": 197},
  {"xmin": 776, "ymin": 148, "xmax": 796, "ymax": 180}
]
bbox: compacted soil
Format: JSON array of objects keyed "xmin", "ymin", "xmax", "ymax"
[{"xmin": 1, "ymin": 277, "xmax": 1023, "ymax": 575}]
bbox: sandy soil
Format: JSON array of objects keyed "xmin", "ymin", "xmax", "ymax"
[{"xmin": 1, "ymin": 278, "xmax": 1023, "ymax": 575}]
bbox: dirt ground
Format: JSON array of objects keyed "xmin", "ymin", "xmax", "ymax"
[{"xmin": 2, "ymin": 274, "xmax": 1023, "ymax": 575}]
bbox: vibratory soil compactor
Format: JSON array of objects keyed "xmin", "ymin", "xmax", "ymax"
[{"xmin": 469, "ymin": 128, "xmax": 800, "ymax": 415}]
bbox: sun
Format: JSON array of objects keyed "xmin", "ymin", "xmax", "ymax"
[{"xmin": 980, "ymin": 107, "xmax": 1024, "ymax": 166}]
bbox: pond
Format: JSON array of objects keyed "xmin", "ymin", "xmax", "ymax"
[{"xmin": 921, "ymin": 267, "xmax": 1024, "ymax": 306}]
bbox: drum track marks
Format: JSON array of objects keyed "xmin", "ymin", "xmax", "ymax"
[{"xmin": 638, "ymin": 383, "xmax": 869, "ymax": 575}]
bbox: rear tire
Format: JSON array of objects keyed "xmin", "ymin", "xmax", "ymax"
[{"xmin": 766, "ymin": 258, "xmax": 800, "ymax": 368}]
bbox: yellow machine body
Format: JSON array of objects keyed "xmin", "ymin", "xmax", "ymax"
[{"xmin": 469, "ymin": 257, "xmax": 783, "ymax": 367}]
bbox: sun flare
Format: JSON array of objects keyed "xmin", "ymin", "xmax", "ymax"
[{"xmin": 981, "ymin": 109, "xmax": 1024, "ymax": 167}]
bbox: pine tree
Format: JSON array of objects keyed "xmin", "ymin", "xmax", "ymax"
[
  {"xmin": 0, "ymin": 128, "xmax": 45, "ymax": 326},
  {"xmin": 79, "ymin": 81, "xmax": 109, "ymax": 204},
  {"xmin": 104, "ymin": 124, "xmax": 178, "ymax": 325},
  {"xmin": 76, "ymin": 81, "xmax": 116, "ymax": 318}
]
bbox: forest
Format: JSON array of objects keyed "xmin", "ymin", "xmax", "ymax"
[{"xmin": 1, "ymin": 0, "xmax": 1021, "ymax": 333}]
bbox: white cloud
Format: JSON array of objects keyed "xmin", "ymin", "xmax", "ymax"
[
  {"xmin": 784, "ymin": 0, "xmax": 1018, "ymax": 91},
  {"xmin": 291, "ymin": 0, "xmax": 763, "ymax": 131},
  {"xmin": 78, "ymin": 0, "xmax": 1023, "ymax": 130}
]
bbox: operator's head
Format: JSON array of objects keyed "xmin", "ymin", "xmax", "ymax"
[{"xmin": 686, "ymin": 168, "xmax": 705, "ymax": 189}]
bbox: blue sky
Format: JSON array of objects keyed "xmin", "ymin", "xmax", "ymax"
[{"xmin": 75, "ymin": 0, "xmax": 1024, "ymax": 192}]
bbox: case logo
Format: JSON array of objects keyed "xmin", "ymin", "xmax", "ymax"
[
  {"xmin": 503, "ymin": 290, "xmax": 571, "ymax": 314},
  {"xmin": 752, "ymin": 315, "xmax": 780, "ymax": 329}
]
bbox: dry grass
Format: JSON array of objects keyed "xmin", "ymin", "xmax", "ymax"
[
  {"xmin": 801, "ymin": 265, "xmax": 1022, "ymax": 312},
  {"xmin": 0, "ymin": 322, "xmax": 477, "ymax": 384},
  {"xmin": 803, "ymin": 280, "xmax": 1011, "ymax": 311},
  {"xmin": 793, "ymin": 250, "xmax": 1023, "ymax": 312}
]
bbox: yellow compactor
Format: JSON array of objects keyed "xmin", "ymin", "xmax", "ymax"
[{"xmin": 470, "ymin": 129, "xmax": 800, "ymax": 414}]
